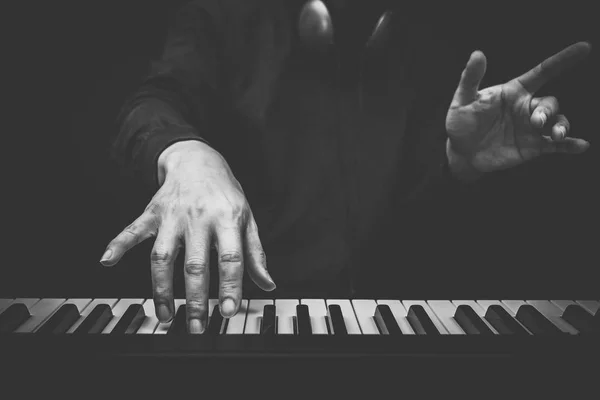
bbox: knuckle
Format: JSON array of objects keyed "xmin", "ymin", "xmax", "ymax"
[
  {"xmin": 153, "ymin": 285, "xmax": 172, "ymax": 301},
  {"xmin": 186, "ymin": 300, "xmax": 207, "ymax": 319},
  {"xmin": 187, "ymin": 202, "xmax": 206, "ymax": 220},
  {"xmin": 151, "ymin": 249, "xmax": 173, "ymax": 264},
  {"xmin": 184, "ymin": 259, "xmax": 209, "ymax": 276},
  {"xmin": 145, "ymin": 201, "xmax": 162, "ymax": 216},
  {"xmin": 215, "ymin": 201, "xmax": 247, "ymax": 223},
  {"xmin": 219, "ymin": 251, "xmax": 243, "ymax": 265},
  {"xmin": 220, "ymin": 276, "xmax": 242, "ymax": 293}
]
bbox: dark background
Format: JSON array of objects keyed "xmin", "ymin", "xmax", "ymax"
[{"xmin": 5, "ymin": 1, "xmax": 598, "ymax": 299}]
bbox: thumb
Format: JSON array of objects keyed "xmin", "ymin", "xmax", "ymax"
[{"xmin": 453, "ymin": 50, "xmax": 487, "ymax": 106}]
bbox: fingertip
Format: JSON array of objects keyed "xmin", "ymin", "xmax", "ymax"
[
  {"xmin": 534, "ymin": 113, "xmax": 546, "ymax": 129},
  {"xmin": 470, "ymin": 50, "xmax": 486, "ymax": 63},
  {"xmin": 156, "ymin": 304, "xmax": 173, "ymax": 323},
  {"xmin": 99, "ymin": 249, "xmax": 113, "ymax": 265},
  {"xmin": 220, "ymin": 298, "xmax": 237, "ymax": 318},
  {"xmin": 577, "ymin": 41, "xmax": 592, "ymax": 53},
  {"xmin": 578, "ymin": 140, "xmax": 591, "ymax": 152},
  {"xmin": 251, "ymin": 274, "xmax": 276, "ymax": 292},
  {"xmin": 264, "ymin": 277, "xmax": 277, "ymax": 292}
]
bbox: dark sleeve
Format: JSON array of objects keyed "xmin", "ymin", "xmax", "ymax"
[{"xmin": 110, "ymin": 0, "xmax": 226, "ymax": 190}]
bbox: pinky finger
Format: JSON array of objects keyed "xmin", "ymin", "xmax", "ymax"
[
  {"xmin": 244, "ymin": 217, "xmax": 276, "ymax": 291},
  {"xmin": 541, "ymin": 136, "xmax": 590, "ymax": 155}
]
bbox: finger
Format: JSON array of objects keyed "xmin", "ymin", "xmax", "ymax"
[
  {"xmin": 453, "ymin": 50, "xmax": 487, "ymax": 106},
  {"xmin": 150, "ymin": 218, "xmax": 181, "ymax": 323},
  {"xmin": 215, "ymin": 225, "xmax": 245, "ymax": 318},
  {"xmin": 516, "ymin": 41, "xmax": 591, "ymax": 93},
  {"xmin": 183, "ymin": 224, "xmax": 211, "ymax": 333},
  {"xmin": 540, "ymin": 136, "xmax": 590, "ymax": 155},
  {"xmin": 529, "ymin": 96, "xmax": 559, "ymax": 129},
  {"xmin": 551, "ymin": 114, "xmax": 570, "ymax": 141},
  {"xmin": 245, "ymin": 216, "xmax": 276, "ymax": 292},
  {"xmin": 100, "ymin": 210, "xmax": 157, "ymax": 266}
]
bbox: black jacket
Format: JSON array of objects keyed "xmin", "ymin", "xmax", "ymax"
[{"xmin": 110, "ymin": 0, "xmax": 469, "ymax": 296}]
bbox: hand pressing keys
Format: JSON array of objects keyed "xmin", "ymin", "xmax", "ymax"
[{"xmin": 100, "ymin": 140, "xmax": 276, "ymax": 333}]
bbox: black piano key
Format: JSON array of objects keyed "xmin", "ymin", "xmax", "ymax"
[
  {"xmin": 110, "ymin": 304, "xmax": 145, "ymax": 335},
  {"xmin": 484, "ymin": 305, "xmax": 529, "ymax": 335},
  {"xmin": 260, "ymin": 304, "xmax": 276, "ymax": 335},
  {"xmin": 74, "ymin": 304, "xmax": 113, "ymax": 334},
  {"xmin": 328, "ymin": 305, "xmax": 347, "ymax": 335},
  {"xmin": 515, "ymin": 305, "xmax": 563, "ymax": 335},
  {"xmin": 454, "ymin": 305, "xmax": 494, "ymax": 335},
  {"xmin": 296, "ymin": 304, "xmax": 312, "ymax": 335},
  {"xmin": 207, "ymin": 305, "xmax": 224, "ymax": 335},
  {"xmin": 374, "ymin": 305, "xmax": 402, "ymax": 335},
  {"xmin": 168, "ymin": 305, "xmax": 187, "ymax": 335},
  {"xmin": 407, "ymin": 305, "xmax": 439, "ymax": 335},
  {"xmin": 37, "ymin": 304, "xmax": 80, "ymax": 334},
  {"xmin": 562, "ymin": 304, "xmax": 597, "ymax": 334},
  {"xmin": 0, "ymin": 303, "xmax": 31, "ymax": 333}
]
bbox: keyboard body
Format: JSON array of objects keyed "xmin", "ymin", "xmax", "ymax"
[{"xmin": 1, "ymin": 298, "xmax": 598, "ymax": 377}]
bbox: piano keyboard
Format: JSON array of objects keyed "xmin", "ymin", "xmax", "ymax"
[{"xmin": 1, "ymin": 298, "xmax": 598, "ymax": 336}]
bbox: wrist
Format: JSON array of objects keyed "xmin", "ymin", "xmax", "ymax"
[
  {"xmin": 446, "ymin": 139, "xmax": 483, "ymax": 183},
  {"xmin": 157, "ymin": 140, "xmax": 211, "ymax": 185}
]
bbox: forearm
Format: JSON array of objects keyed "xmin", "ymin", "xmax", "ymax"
[{"xmin": 110, "ymin": 0, "xmax": 225, "ymax": 190}]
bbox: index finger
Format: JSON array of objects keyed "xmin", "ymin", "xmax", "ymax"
[{"xmin": 516, "ymin": 41, "xmax": 590, "ymax": 93}]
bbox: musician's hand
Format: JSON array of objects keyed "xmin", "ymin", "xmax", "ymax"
[
  {"xmin": 445, "ymin": 42, "xmax": 591, "ymax": 180},
  {"xmin": 100, "ymin": 140, "xmax": 276, "ymax": 333}
]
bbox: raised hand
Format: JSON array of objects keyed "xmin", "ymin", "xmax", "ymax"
[
  {"xmin": 445, "ymin": 42, "xmax": 591, "ymax": 176},
  {"xmin": 100, "ymin": 140, "xmax": 276, "ymax": 333}
]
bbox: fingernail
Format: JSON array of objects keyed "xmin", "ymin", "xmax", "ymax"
[
  {"xmin": 221, "ymin": 298, "xmax": 236, "ymax": 317},
  {"xmin": 539, "ymin": 112, "xmax": 547, "ymax": 126},
  {"xmin": 157, "ymin": 304, "xmax": 171, "ymax": 322},
  {"xmin": 558, "ymin": 126, "xmax": 566, "ymax": 139},
  {"xmin": 189, "ymin": 318, "xmax": 204, "ymax": 334},
  {"xmin": 100, "ymin": 249, "xmax": 112, "ymax": 263}
]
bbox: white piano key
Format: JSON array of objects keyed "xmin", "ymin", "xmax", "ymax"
[
  {"xmin": 402, "ymin": 300, "xmax": 448, "ymax": 334},
  {"xmin": 452, "ymin": 300, "xmax": 499, "ymax": 334},
  {"xmin": 225, "ymin": 299, "xmax": 249, "ymax": 334},
  {"xmin": 501, "ymin": 300, "xmax": 527, "ymax": 315},
  {"xmin": 375, "ymin": 300, "xmax": 415, "ymax": 334},
  {"xmin": 527, "ymin": 300, "xmax": 579, "ymax": 334},
  {"xmin": 67, "ymin": 298, "xmax": 119, "ymax": 333},
  {"xmin": 153, "ymin": 299, "xmax": 186, "ymax": 334},
  {"xmin": 550, "ymin": 300, "xmax": 577, "ymax": 311},
  {"xmin": 138, "ymin": 299, "xmax": 160, "ymax": 334},
  {"xmin": 427, "ymin": 301, "xmax": 465, "ymax": 335},
  {"xmin": 63, "ymin": 298, "xmax": 93, "ymax": 312},
  {"xmin": 15, "ymin": 298, "xmax": 66, "ymax": 333},
  {"xmin": 275, "ymin": 299, "xmax": 298, "ymax": 334},
  {"xmin": 12, "ymin": 298, "xmax": 41, "ymax": 309},
  {"xmin": 351, "ymin": 300, "xmax": 380, "ymax": 334},
  {"xmin": 244, "ymin": 300, "xmax": 273, "ymax": 334},
  {"xmin": 208, "ymin": 299, "xmax": 218, "ymax": 316},
  {"xmin": 101, "ymin": 298, "xmax": 145, "ymax": 333},
  {"xmin": 476, "ymin": 300, "xmax": 515, "ymax": 315},
  {"xmin": 300, "ymin": 299, "xmax": 328, "ymax": 334},
  {"xmin": 326, "ymin": 299, "xmax": 361, "ymax": 334},
  {"xmin": 0, "ymin": 299, "xmax": 14, "ymax": 313},
  {"xmin": 576, "ymin": 300, "xmax": 599, "ymax": 315}
]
